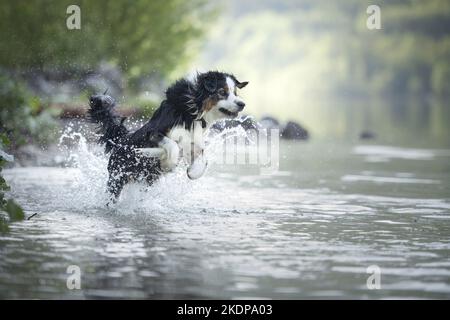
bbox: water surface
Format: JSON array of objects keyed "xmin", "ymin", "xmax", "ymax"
[{"xmin": 1, "ymin": 139, "xmax": 450, "ymax": 299}]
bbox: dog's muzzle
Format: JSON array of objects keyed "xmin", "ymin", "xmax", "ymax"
[{"xmin": 235, "ymin": 101, "xmax": 245, "ymax": 111}]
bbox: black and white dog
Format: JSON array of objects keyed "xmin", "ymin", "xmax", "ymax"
[{"xmin": 88, "ymin": 71, "xmax": 248, "ymax": 201}]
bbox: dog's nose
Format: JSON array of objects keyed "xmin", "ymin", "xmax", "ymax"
[{"xmin": 236, "ymin": 101, "xmax": 245, "ymax": 111}]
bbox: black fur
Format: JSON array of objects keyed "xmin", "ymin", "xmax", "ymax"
[
  {"xmin": 87, "ymin": 71, "xmax": 248, "ymax": 201},
  {"xmin": 129, "ymin": 71, "xmax": 231, "ymax": 144},
  {"xmin": 87, "ymin": 94, "xmax": 129, "ymax": 153}
]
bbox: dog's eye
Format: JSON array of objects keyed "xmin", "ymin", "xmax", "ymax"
[{"xmin": 218, "ymin": 88, "xmax": 226, "ymax": 96}]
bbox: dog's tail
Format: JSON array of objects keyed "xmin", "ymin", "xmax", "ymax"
[{"xmin": 87, "ymin": 94, "xmax": 129, "ymax": 153}]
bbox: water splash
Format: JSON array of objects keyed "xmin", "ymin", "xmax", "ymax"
[
  {"xmin": 58, "ymin": 123, "xmax": 110, "ymax": 209},
  {"xmin": 55, "ymin": 120, "xmax": 255, "ymax": 214}
]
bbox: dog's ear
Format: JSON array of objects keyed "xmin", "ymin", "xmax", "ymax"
[
  {"xmin": 203, "ymin": 74, "xmax": 217, "ymax": 93},
  {"xmin": 236, "ymin": 81, "xmax": 249, "ymax": 89}
]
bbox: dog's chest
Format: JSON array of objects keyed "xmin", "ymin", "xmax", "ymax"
[{"xmin": 167, "ymin": 124, "xmax": 205, "ymax": 156}]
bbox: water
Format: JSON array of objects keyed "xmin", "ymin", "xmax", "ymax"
[{"xmin": 1, "ymin": 129, "xmax": 450, "ymax": 299}]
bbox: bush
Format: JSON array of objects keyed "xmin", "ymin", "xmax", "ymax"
[
  {"xmin": 0, "ymin": 73, "xmax": 58, "ymax": 148},
  {"xmin": 0, "ymin": 134, "xmax": 24, "ymax": 232}
]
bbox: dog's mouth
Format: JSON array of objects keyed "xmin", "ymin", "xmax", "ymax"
[{"xmin": 219, "ymin": 107, "xmax": 239, "ymax": 118}]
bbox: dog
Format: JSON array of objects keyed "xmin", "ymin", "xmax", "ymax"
[{"xmin": 88, "ymin": 71, "xmax": 248, "ymax": 201}]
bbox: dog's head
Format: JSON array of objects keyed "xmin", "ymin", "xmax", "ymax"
[
  {"xmin": 89, "ymin": 93, "xmax": 116, "ymax": 109},
  {"xmin": 196, "ymin": 71, "xmax": 248, "ymax": 123}
]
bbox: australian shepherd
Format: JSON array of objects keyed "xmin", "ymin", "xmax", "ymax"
[{"xmin": 88, "ymin": 71, "xmax": 248, "ymax": 202}]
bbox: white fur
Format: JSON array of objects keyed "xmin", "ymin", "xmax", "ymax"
[
  {"xmin": 203, "ymin": 77, "xmax": 243, "ymax": 124},
  {"xmin": 167, "ymin": 122, "xmax": 208, "ymax": 178},
  {"xmin": 187, "ymin": 155, "xmax": 207, "ymax": 180},
  {"xmin": 158, "ymin": 136, "xmax": 180, "ymax": 171},
  {"xmin": 203, "ymin": 107, "xmax": 227, "ymax": 125},
  {"xmin": 216, "ymin": 77, "xmax": 243, "ymax": 114},
  {"xmin": 161, "ymin": 77, "xmax": 244, "ymax": 177},
  {"xmin": 168, "ymin": 123, "xmax": 205, "ymax": 160}
]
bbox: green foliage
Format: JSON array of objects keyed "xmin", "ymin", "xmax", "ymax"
[
  {"xmin": 0, "ymin": 0, "xmax": 214, "ymax": 80},
  {"xmin": 0, "ymin": 73, "xmax": 58, "ymax": 148},
  {"xmin": 4, "ymin": 200, "xmax": 25, "ymax": 222},
  {"xmin": 0, "ymin": 134, "xmax": 24, "ymax": 233}
]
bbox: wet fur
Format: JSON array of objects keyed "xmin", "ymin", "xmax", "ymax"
[{"xmin": 88, "ymin": 71, "xmax": 248, "ymax": 201}]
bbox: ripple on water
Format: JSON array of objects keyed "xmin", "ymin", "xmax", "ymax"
[
  {"xmin": 1, "ymin": 137, "xmax": 450, "ymax": 299},
  {"xmin": 341, "ymin": 174, "xmax": 440, "ymax": 185},
  {"xmin": 353, "ymin": 145, "xmax": 450, "ymax": 162}
]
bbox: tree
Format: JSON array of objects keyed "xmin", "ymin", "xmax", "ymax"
[{"xmin": 0, "ymin": 0, "xmax": 213, "ymax": 80}]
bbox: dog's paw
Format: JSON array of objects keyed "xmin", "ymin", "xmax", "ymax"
[
  {"xmin": 187, "ymin": 155, "xmax": 208, "ymax": 180},
  {"xmin": 159, "ymin": 137, "xmax": 180, "ymax": 171}
]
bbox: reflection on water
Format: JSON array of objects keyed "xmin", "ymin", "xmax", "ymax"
[
  {"xmin": 1, "ymin": 138, "xmax": 449, "ymax": 299},
  {"xmin": 284, "ymin": 98, "xmax": 450, "ymax": 148}
]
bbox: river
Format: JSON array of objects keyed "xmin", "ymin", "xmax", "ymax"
[{"xmin": 1, "ymin": 128, "xmax": 450, "ymax": 298}]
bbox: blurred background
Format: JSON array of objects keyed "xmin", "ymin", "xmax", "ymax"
[
  {"xmin": 1, "ymin": 0, "xmax": 450, "ymax": 299},
  {"xmin": 1, "ymin": 0, "xmax": 450, "ymax": 151}
]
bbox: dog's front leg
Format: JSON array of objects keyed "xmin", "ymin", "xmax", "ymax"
[
  {"xmin": 187, "ymin": 143, "xmax": 208, "ymax": 180},
  {"xmin": 158, "ymin": 136, "xmax": 180, "ymax": 171}
]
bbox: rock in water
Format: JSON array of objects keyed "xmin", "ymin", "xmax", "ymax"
[
  {"xmin": 359, "ymin": 131, "xmax": 376, "ymax": 140},
  {"xmin": 259, "ymin": 116, "xmax": 280, "ymax": 130},
  {"xmin": 210, "ymin": 116, "xmax": 259, "ymax": 133},
  {"xmin": 281, "ymin": 121, "xmax": 309, "ymax": 140}
]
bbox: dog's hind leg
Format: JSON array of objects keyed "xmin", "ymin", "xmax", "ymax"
[{"xmin": 106, "ymin": 174, "xmax": 128, "ymax": 203}]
